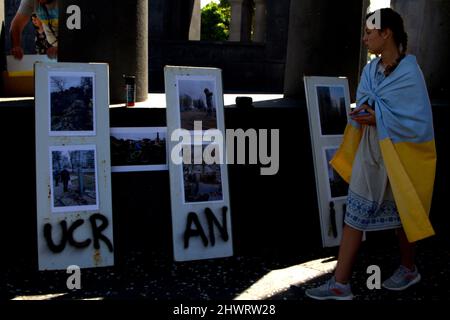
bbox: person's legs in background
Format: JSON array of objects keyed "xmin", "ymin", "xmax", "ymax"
[{"xmin": 398, "ymin": 228, "xmax": 415, "ymax": 270}]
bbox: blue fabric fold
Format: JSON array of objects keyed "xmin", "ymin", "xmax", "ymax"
[{"xmin": 356, "ymin": 55, "xmax": 434, "ymax": 144}]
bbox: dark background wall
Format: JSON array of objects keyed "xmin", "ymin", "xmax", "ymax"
[
  {"xmin": 283, "ymin": 0, "xmax": 364, "ymax": 100},
  {"xmin": 0, "ymin": 0, "xmax": 364, "ymax": 97},
  {"xmin": 58, "ymin": 0, "xmax": 148, "ymax": 104},
  {"xmin": 392, "ymin": 0, "xmax": 450, "ymax": 101},
  {"xmin": 148, "ymin": 0, "xmax": 291, "ymax": 93}
]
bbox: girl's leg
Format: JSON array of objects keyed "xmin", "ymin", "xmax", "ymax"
[
  {"xmin": 334, "ymin": 224, "xmax": 364, "ymax": 284},
  {"xmin": 381, "ymin": 228, "xmax": 420, "ymax": 291},
  {"xmin": 397, "ymin": 228, "xmax": 415, "ymax": 270}
]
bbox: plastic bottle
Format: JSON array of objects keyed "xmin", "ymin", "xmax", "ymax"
[{"xmin": 124, "ymin": 75, "xmax": 136, "ymax": 107}]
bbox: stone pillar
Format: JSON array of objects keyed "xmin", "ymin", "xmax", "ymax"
[
  {"xmin": 1, "ymin": 0, "xmax": 5, "ymax": 67},
  {"xmin": 283, "ymin": 0, "xmax": 364, "ymax": 99},
  {"xmin": 0, "ymin": 1, "xmax": 4, "ymax": 30},
  {"xmin": 253, "ymin": 0, "xmax": 266, "ymax": 42},
  {"xmin": 0, "ymin": 1, "xmax": 5, "ymax": 95},
  {"xmin": 359, "ymin": 0, "xmax": 371, "ymax": 74},
  {"xmin": 0, "ymin": 1, "xmax": 3, "ymax": 25},
  {"xmin": 240, "ymin": 0, "xmax": 253, "ymax": 42},
  {"xmin": 391, "ymin": 0, "xmax": 450, "ymax": 100},
  {"xmin": 58, "ymin": 0, "xmax": 148, "ymax": 104},
  {"xmin": 229, "ymin": 0, "xmax": 244, "ymax": 41},
  {"xmin": 167, "ymin": 0, "xmax": 197, "ymax": 41},
  {"xmin": 189, "ymin": 0, "xmax": 201, "ymax": 41}
]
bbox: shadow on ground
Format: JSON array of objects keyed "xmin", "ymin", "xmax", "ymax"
[{"xmin": 2, "ymin": 232, "xmax": 449, "ymax": 301}]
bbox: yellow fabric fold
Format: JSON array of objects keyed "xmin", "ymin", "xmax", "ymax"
[
  {"xmin": 331, "ymin": 125, "xmax": 436, "ymax": 242},
  {"xmin": 379, "ymin": 139, "xmax": 436, "ymax": 242},
  {"xmin": 329, "ymin": 124, "xmax": 363, "ymax": 184}
]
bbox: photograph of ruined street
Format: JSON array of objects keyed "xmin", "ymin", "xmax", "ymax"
[
  {"xmin": 50, "ymin": 74, "xmax": 94, "ymax": 133},
  {"xmin": 178, "ymin": 78, "xmax": 217, "ymax": 131},
  {"xmin": 51, "ymin": 147, "xmax": 98, "ymax": 211},
  {"xmin": 110, "ymin": 128, "xmax": 166, "ymax": 168},
  {"xmin": 317, "ymin": 86, "xmax": 348, "ymax": 135},
  {"xmin": 183, "ymin": 146, "xmax": 223, "ymax": 203}
]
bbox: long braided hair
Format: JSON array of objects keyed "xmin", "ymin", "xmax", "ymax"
[{"xmin": 366, "ymin": 8, "xmax": 408, "ymax": 75}]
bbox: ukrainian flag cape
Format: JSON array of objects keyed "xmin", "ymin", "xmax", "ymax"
[{"xmin": 331, "ymin": 55, "xmax": 436, "ymax": 242}]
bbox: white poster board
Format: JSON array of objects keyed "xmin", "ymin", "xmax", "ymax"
[
  {"xmin": 304, "ymin": 76, "xmax": 353, "ymax": 247},
  {"xmin": 164, "ymin": 66, "xmax": 233, "ymax": 261},
  {"xmin": 35, "ymin": 62, "xmax": 114, "ymax": 270},
  {"xmin": 7, "ymin": 54, "xmax": 55, "ymax": 76}
]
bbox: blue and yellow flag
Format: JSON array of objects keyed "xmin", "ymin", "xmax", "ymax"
[{"xmin": 331, "ymin": 55, "xmax": 436, "ymax": 242}]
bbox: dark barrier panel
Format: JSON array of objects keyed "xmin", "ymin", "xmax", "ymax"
[
  {"xmin": 0, "ymin": 101, "xmax": 36, "ymax": 270},
  {"xmin": 109, "ymin": 107, "xmax": 171, "ymax": 264},
  {"xmin": 1, "ymin": 100, "xmax": 448, "ymax": 269},
  {"xmin": 107, "ymin": 104, "xmax": 323, "ymax": 262}
]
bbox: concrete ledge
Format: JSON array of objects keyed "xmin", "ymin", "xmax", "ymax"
[{"xmin": 110, "ymin": 93, "xmax": 285, "ymax": 108}]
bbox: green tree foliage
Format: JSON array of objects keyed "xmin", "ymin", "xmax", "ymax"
[{"xmin": 201, "ymin": 1, "xmax": 231, "ymax": 41}]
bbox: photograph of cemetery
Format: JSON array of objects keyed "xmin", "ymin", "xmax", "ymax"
[
  {"xmin": 324, "ymin": 147, "xmax": 349, "ymax": 199},
  {"xmin": 316, "ymin": 85, "xmax": 348, "ymax": 136},
  {"xmin": 50, "ymin": 73, "xmax": 95, "ymax": 134},
  {"xmin": 50, "ymin": 146, "xmax": 98, "ymax": 212},
  {"xmin": 182, "ymin": 145, "xmax": 223, "ymax": 203},
  {"xmin": 110, "ymin": 127, "xmax": 167, "ymax": 172},
  {"xmin": 178, "ymin": 78, "xmax": 218, "ymax": 131}
]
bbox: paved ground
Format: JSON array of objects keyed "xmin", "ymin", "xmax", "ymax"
[{"xmin": 2, "ymin": 235, "xmax": 449, "ymax": 302}]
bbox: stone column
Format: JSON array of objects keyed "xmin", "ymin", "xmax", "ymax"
[
  {"xmin": 58, "ymin": 0, "xmax": 148, "ymax": 104},
  {"xmin": 253, "ymin": 0, "xmax": 266, "ymax": 42},
  {"xmin": 283, "ymin": 0, "xmax": 364, "ymax": 99},
  {"xmin": 240, "ymin": 0, "xmax": 253, "ymax": 42},
  {"xmin": 229, "ymin": 0, "xmax": 244, "ymax": 41},
  {"xmin": 167, "ymin": 0, "xmax": 197, "ymax": 41},
  {"xmin": 189, "ymin": 0, "xmax": 201, "ymax": 41},
  {"xmin": 1, "ymin": 0, "xmax": 5, "ymax": 70},
  {"xmin": 0, "ymin": 1, "xmax": 4, "ymax": 29},
  {"xmin": 392, "ymin": 0, "xmax": 450, "ymax": 100},
  {"xmin": 0, "ymin": 1, "xmax": 3, "ymax": 26},
  {"xmin": 357, "ymin": 0, "xmax": 371, "ymax": 80}
]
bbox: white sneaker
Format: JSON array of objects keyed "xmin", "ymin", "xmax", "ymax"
[
  {"xmin": 382, "ymin": 265, "xmax": 421, "ymax": 291},
  {"xmin": 305, "ymin": 277, "xmax": 354, "ymax": 300}
]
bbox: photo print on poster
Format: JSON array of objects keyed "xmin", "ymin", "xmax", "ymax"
[
  {"xmin": 110, "ymin": 127, "xmax": 168, "ymax": 172},
  {"xmin": 323, "ymin": 147, "xmax": 349, "ymax": 200},
  {"xmin": 182, "ymin": 144, "xmax": 224, "ymax": 204},
  {"xmin": 49, "ymin": 72, "xmax": 96, "ymax": 136},
  {"xmin": 50, "ymin": 145, "xmax": 99, "ymax": 213},
  {"xmin": 316, "ymin": 85, "xmax": 348, "ymax": 136},
  {"xmin": 177, "ymin": 76, "xmax": 218, "ymax": 131}
]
